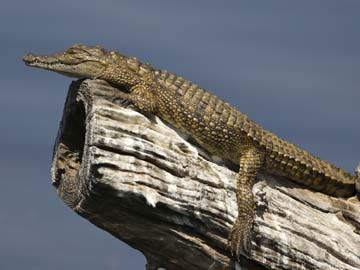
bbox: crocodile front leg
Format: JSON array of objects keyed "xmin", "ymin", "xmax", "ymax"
[
  {"xmin": 128, "ymin": 84, "xmax": 157, "ymax": 114},
  {"xmin": 113, "ymin": 83, "xmax": 157, "ymax": 114},
  {"xmin": 230, "ymin": 146, "xmax": 264, "ymax": 259}
]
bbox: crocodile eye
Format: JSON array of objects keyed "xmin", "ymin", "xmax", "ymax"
[
  {"xmin": 66, "ymin": 48, "xmax": 77, "ymax": 54},
  {"xmin": 67, "ymin": 47, "xmax": 85, "ymax": 55}
]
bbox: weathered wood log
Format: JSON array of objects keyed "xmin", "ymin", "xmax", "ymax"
[{"xmin": 51, "ymin": 79, "xmax": 360, "ymax": 270}]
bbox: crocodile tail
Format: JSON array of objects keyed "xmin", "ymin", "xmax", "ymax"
[{"xmin": 254, "ymin": 128, "xmax": 355, "ymax": 197}]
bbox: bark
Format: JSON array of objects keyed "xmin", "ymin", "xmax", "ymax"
[{"xmin": 51, "ymin": 79, "xmax": 360, "ymax": 270}]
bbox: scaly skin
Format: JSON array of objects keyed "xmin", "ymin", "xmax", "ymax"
[{"xmin": 23, "ymin": 44, "xmax": 356, "ymax": 259}]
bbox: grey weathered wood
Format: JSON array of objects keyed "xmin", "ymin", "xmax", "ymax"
[{"xmin": 51, "ymin": 79, "xmax": 360, "ymax": 270}]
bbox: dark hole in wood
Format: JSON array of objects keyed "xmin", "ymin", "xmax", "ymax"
[{"xmin": 52, "ymin": 98, "xmax": 86, "ymax": 188}]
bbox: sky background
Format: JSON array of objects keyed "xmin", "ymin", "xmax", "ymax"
[{"xmin": 1, "ymin": 1, "xmax": 359, "ymax": 269}]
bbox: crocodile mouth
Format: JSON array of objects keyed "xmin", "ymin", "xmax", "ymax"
[
  {"xmin": 23, "ymin": 53, "xmax": 84, "ymax": 76},
  {"xmin": 23, "ymin": 53, "xmax": 71, "ymax": 67},
  {"xmin": 23, "ymin": 53, "xmax": 106, "ymax": 78}
]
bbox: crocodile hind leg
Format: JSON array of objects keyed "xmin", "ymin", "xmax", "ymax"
[{"xmin": 229, "ymin": 146, "xmax": 264, "ymax": 259}]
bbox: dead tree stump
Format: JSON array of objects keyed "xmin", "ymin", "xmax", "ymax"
[{"xmin": 50, "ymin": 79, "xmax": 360, "ymax": 270}]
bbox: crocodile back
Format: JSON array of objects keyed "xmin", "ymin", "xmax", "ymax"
[{"xmin": 154, "ymin": 69, "xmax": 355, "ymax": 197}]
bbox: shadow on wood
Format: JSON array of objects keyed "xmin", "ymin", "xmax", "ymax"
[{"xmin": 50, "ymin": 79, "xmax": 360, "ymax": 270}]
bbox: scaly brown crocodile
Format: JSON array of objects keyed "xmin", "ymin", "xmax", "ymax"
[{"xmin": 23, "ymin": 44, "xmax": 357, "ymax": 259}]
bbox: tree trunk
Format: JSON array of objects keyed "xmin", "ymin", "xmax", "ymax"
[{"xmin": 51, "ymin": 79, "xmax": 360, "ymax": 270}]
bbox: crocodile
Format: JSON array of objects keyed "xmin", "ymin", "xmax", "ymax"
[{"xmin": 23, "ymin": 44, "xmax": 357, "ymax": 259}]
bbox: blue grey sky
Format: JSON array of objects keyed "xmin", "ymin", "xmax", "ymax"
[{"xmin": 1, "ymin": 1, "xmax": 359, "ymax": 269}]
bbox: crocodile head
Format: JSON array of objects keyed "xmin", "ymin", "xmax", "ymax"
[
  {"xmin": 23, "ymin": 44, "xmax": 156, "ymax": 88},
  {"xmin": 23, "ymin": 44, "xmax": 122, "ymax": 79}
]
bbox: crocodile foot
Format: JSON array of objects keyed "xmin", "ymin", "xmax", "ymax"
[{"xmin": 228, "ymin": 215, "xmax": 254, "ymax": 260}]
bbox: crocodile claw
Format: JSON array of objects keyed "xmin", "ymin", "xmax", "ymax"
[
  {"xmin": 228, "ymin": 215, "xmax": 254, "ymax": 260},
  {"xmin": 112, "ymin": 92, "xmax": 132, "ymax": 108}
]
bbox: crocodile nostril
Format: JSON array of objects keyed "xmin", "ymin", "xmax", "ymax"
[{"xmin": 22, "ymin": 53, "xmax": 36, "ymax": 63}]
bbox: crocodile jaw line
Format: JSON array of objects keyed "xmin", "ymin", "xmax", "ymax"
[{"xmin": 22, "ymin": 53, "xmax": 106, "ymax": 78}]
